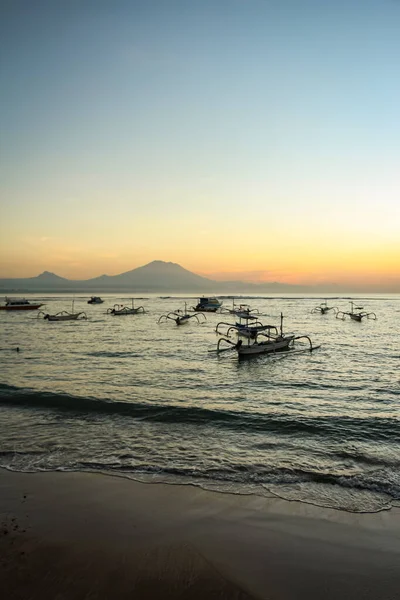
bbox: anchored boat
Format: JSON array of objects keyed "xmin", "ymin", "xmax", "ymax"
[
  {"xmin": 158, "ymin": 302, "xmax": 206, "ymax": 326},
  {"xmin": 220, "ymin": 299, "xmax": 259, "ymax": 317},
  {"xmin": 107, "ymin": 299, "xmax": 145, "ymax": 315},
  {"xmin": 311, "ymin": 300, "xmax": 337, "ymax": 315},
  {"xmin": 40, "ymin": 311, "xmax": 87, "ymax": 322},
  {"xmin": 0, "ymin": 297, "xmax": 43, "ymax": 311},
  {"xmin": 88, "ymin": 296, "xmax": 104, "ymax": 304},
  {"xmin": 214, "ymin": 314, "xmax": 319, "ymax": 358},
  {"xmin": 38, "ymin": 299, "xmax": 87, "ymax": 321},
  {"xmin": 193, "ymin": 296, "xmax": 222, "ymax": 312},
  {"xmin": 216, "ymin": 313, "xmax": 273, "ymax": 340},
  {"xmin": 336, "ymin": 301, "xmax": 376, "ymax": 322}
]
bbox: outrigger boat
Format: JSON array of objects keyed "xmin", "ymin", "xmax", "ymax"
[
  {"xmin": 216, "ymin": 313, "xmax": 273, "ymax": 339},
  {"xmin": 311, "ymin": 300, "xmax": 337, "ymax": 315},
  {"xmin": 38, "ymin": 299, "xmax": 87, "ymax": 321},
  {"xmin": 336, "ymin": 301, "xmax": 376, "ymax": 322},
  {"xmin": 41, "ymin": 311, "xmax": 87, "ymax": 322},
  {"xmin": 220, "ymin": 298, "xmax": 260, "ymax": 317},
  {"xmin": 88, "ymin": 296, "xmax": 104, "ymax": 304},
  {"xmin": 107, "ymin": 299, "xmax": 145, "ymax": 315},
  {"xmin": 213, "ymin": 314, "xmax": 319, "ymax": 358},
  {"xmin": 0, "ymin": 297, "xmax": 43, "ymax": 311},
  {"xmin": 158, "ymin": 302, "xmax": 206, "ymax": 326},
  {"xmin": 193, "ymin": 296, "xmax": 222, "ymax": 312}
]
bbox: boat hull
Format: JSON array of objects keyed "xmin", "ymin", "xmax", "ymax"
[
  {"xmin": 238, "ymin": 336, "xmax": 294, "ymax": 356},
  {"xmin": 176, "ymin": 315, "xmax": 190, "ymax": 325},
  {"xmin": 194, "ymin": 297, "xmax": 222, "ymax": 312},
  {"xmin": 349, "ymin": 314, "xmax": 362, "ymax": 321},
  {"xmin": 0, "ymin": 304, "xmax": 43, "ymax": 311},
  {"xmin": 111, "ymin": 309, "xmax": 140, "ymax": 315},
  {"xmin": 45, "ymin": 314, "xmax": 81, "ymax": 321}
]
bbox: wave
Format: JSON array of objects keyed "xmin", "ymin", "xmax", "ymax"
[
  {"xmin": 1, "ymin": 383, "xmax": 399, "ymax": 444},
  {"xmin": 1, "ymin": 458, "xmax": 397, "ymax": 513}
]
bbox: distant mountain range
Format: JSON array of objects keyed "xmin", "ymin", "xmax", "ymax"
[{"xmin": 0, "ymin": 260, "xmax": 314, "ymax": 293}]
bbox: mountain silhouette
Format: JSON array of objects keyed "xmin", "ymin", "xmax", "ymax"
[
  {"xmin": 0, "ymin": 260, "xmax": 316, "ymax": 293},
  {"xmin": 0, "ymin": 261, "xmax": 216, "ymax": 292}
]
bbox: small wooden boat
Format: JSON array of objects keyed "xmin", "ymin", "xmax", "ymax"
[
  {"xmin": 311, "ymin": 300, "xmax": 337, "ymax": 315},
  {"xmin": 214, "ymin": 314, "xmax": 319, "ymax": 358},
  {"xmin": 38, "ymin": 299, "xmax": 87, "ymax": 321},
  {"xmin": 0, "ymin": 297, "xmax": 43, "ymax": 311},
  {"xmin": 42, "ymin": 311, "xmax": 87, "ymax": 321},
  {"xmin": 336, "ymin": 301, "xmax": 376, "ymax": 322},
  {"xmin": 158, "ymin": 302, "xmax": 206, "ymax": 326},
  {"xmin": 220, "ymin": 299, "xmax": 259, "ymax": 317},
  {"xmin": 107, "ymin": 299, "xmax": 145, "ymax": 315},
  {"xmin": 87, "ymin": 296, "xmax": 104, "ymax": 304},
  {"xmin": 216, "ymin": 313, "xmax": 274, "ymax": 339}
]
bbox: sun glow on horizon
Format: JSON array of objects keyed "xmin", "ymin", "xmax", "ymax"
[{"xmin": 1, "ymin": 1, "xmax": 399, "ymax": 291}]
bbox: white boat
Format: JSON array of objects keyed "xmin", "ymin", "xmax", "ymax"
[
  {"xmin": 193, "ymin": 297, "xmax": 222, "ymax": 312},
  {"xmin": 236, "ymin": 334, "xmax": 295, "ymax": 355},
  {"xmin": 0, "ymin": 297, "xmax": 43, "ymax": 311},
  {"xmin": 215, "ymin": 314, "xmax": 319, "ymax": 358}
]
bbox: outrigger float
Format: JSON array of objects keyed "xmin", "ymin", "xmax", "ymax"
[
  {"xmin": 311, "ymin": 300, "xmax": 337, "ymax": 315},
  {"xmin": 212, "ymin": 313, "xmax": 320, "ymax": 358},
  {"xmin": 336, "ymin": 301, "xmax": 376, "ymax": 322},
  {"xmin": 158, "ymin": 303, "xmax": 206, "ymax": 326},
  {"xmin": 107, "ymin": 299, "xmax": 146, "ymax": 316}
]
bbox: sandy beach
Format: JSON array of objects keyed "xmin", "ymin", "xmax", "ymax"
[{"xmin": 1, "ymin": 468, "xmax": 399, "ymax": 599}]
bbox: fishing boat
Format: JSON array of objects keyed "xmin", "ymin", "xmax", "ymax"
[
  {"xmin": 87, "ymin": 296, "xmax": 104, "ymax": 304},
  {"xmin": 38, "ymin": 299, "xmax": 87, "ymax": 321},
  {"xmin": 107, "ymin": 299, "xmax": 145, "ymax": 315},
  {"xmin": 336, "ymin": 301, "xmax": 376, "ymax": 322},
  {"xmin": 220, "ymin": 299, "xmax": 259, "ymax": 317},
  {"xmin": 214, "ymin": 314, "xmax": 319, "ymax": 358},
  {"xmin": 41, "ymin": 311, "xmax": 87, "ymax": 321},
  {"xmin": 311, "ymin": 300, "xmax": 337, "ymax": 315},
  {"xmin": 216, "ymin": 313, "xmax": 273, "ymax": 339},
  {"xmin": 193, "ymin": 296, "xmax": 222, "ymax": 312},
  {"xmin": 0, "ymin": 297, "xmax": 43, "ymax": 311},
  {"xmin": 158, "ymin": 302, "xmax": 206, "ymax": 326}
]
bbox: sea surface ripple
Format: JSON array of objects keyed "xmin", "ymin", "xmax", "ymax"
[{"xmin": 0, "ymin": 293, "xmax": 399, "ymax": 513}]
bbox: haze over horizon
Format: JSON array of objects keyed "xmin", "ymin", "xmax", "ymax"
[{"xmin": 1, "ymin": 0, "xmax": 399, "ymax": 291}]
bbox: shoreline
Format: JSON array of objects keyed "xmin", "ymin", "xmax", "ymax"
[
  {"xmin": 1, "ymin": 468, "xmax": 400, "ymax": 599},
  {"xmin": 1, "ymin": 464, "xmax": 399, "ymax": 516}
]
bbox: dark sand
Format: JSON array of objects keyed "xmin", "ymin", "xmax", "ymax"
[{"xmin": 1, "ymin": 469, "xmax": 399, "ymax": 599}]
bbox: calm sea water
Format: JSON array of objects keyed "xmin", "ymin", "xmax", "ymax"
[{"xmin": 1, "ymin": 293, "xmax": 399, "ymax": 513}]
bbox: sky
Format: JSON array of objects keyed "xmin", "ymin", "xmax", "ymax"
[{"xmin": 1, "ymin": 0, "xmax": 399, "ymax": 290}]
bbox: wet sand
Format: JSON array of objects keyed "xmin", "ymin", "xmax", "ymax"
[{"xmin": 1, "ymin": 469, "xmax": 399, "ymax": 599}]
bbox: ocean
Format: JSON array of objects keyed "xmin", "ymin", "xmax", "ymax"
[{"xmin": 1, "ymin": 293, "xmax": 399, "ymax": 513}]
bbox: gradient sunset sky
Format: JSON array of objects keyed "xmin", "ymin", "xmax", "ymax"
[{"xmin": 1, "ymin": 0, "xmax": 399, "ymax": 290}]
